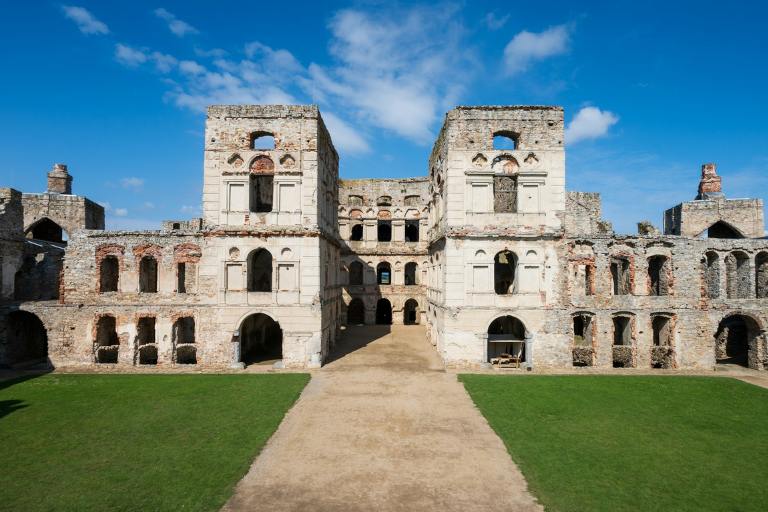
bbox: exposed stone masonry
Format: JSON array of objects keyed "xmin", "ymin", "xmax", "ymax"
[{"xmin": 1, "ymin": 104, "xmax": 767, "ymax": 372}]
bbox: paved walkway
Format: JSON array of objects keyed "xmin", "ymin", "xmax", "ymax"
[{"xmin": 222, "ymin": 325, "xmax": 542, "ymax": 512}]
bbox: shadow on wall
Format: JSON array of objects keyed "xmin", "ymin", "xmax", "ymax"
[{"xmin": 0, "ymin": 308, "xmax": 53, "ymax": 371}]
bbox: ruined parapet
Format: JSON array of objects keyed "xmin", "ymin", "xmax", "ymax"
[
  {"xmin": 664, "ymin": 163, "xmax": 765, "ymax": 238},
  {"xmin": 565, "ymin": 192, "xmax": 607, "ymax": 236},
  {"xmin": 162, "ymin": 219, "xmax": 203, "ymax": 232},
  {"xmin": 637, "ymin": 220, "xmax": 660, "ymax": 236},
  {"xmin": 22, "ymin": 164, "xmax": 105, "ymax": 239},
  {"xmin": 47, "ymin": 163, "xmax": 73, "ymax": 195}
]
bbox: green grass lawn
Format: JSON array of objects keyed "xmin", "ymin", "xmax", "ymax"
[
  {"xmin": 460, "ymin": 375, "xmax": 768, "ymax": 512},
  {"xmin": 0, "ymin": 373, "xmax": 309, "ymax": 512}
]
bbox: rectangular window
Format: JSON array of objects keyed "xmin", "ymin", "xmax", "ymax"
[
  {"xmin": 228, "ymin": 183, "xmax": 246, "ymax": 211},
  {"xmin": 473, "ymin": 265, "xmax": 489, "ymax": 291},
  {"xmin": 279, "ymin": 183, "xmax": 297, "ymax": 212},
  {"xmin": 278, "ymin": 263, "xmax": 296, "ymax": 290},
  {"xmin": 177, "ymin": 263, "xmax": 186, "ymax": 293},
  {"xmin": 518, "ymin": 183, "xmax": 539, "ymax": 213},
  {"xmin": 226, "ymin": 264, "xmax": 243, "ymax": 290}
]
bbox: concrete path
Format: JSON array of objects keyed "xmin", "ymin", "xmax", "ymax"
[{"xmin": 222, "ymin": 325, "xmax": 542, "ymax": 512}]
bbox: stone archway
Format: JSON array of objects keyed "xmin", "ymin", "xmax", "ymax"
[
  {"xmin": 376, "ymin": 299, "xmax": 392, "ymax": 325},
  {"xmin": 403, "ymin": 299, "xmax": 419, "ymax": 325},
  {"xmin": 715, "ymin": 314, "xmax": 763, "ymax": 369},
  {"xmin": 487, "ymin": 315, "xmax": 528, "ymax": 365},
  {"xmin": 5, "ymin": 311, "xmax": 48, "ymax": 367},
  {"xmin": 347, "ymin": 298, "xmax": 365, "ymax": 325},
  {"xmin": 240, "ymin": 313, "xmax": 283, "ymax": 366}
]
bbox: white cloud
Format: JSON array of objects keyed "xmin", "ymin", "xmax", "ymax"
[
  {"xmin": 484, "ymin": 12, "xmax": 510, "ymax": 31},
  {"xmin": 62, "ymin": 6, "xmax": 109, "ymax": 35},
  {"xmin": 120, "ymin": 177, "xmax": 145, "ymax": 189},
  {"xmin": 142, "ymin": 201, "xmax": 155, "ymax": 209},
  {"xmin": 194, "ymin": 47, "xmax": 227, "ymax": 58},
  {"xmin": 114, "ymin": 208, "xmax": 128, "ymax": 217},
  {"xmin": 322, "ymin": 112, "xmax": 370, "ymax": 154},
  {"xmin": 115, "ymin": 44, "xmax": 147, "ymax": 67},
  {"xmin": 565, "ymin": 106, "xmax": 619, "ymax": 144},
  {"xmin": 179, "ymin": 60, "xmax": 206, "ymax": 75},
  {"xmin": 504, "ymin": 24, "xmax": 570, "ymax": 73},
  {"xmin": 154, "ymin": 8, "xmax": 198, "ymax": 37},
  {"xmin": 94, "ymin": 5, "xmax": 477, "ymax": 153},
  {"xmin": 307, "ymin": 7, "xmax": 474, "ymax": 143},
  {"xmin": 151, "ymin": 52, "xmax": 177, "ymax": 73}
]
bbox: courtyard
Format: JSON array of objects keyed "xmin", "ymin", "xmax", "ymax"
[{"xmin": 2, "ymin": 326, "xmax": 767, "ymax": 511}]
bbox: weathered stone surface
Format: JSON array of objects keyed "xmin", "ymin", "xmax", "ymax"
[{"xmin": 1, "ymin": 104, "xmax": 767, "ymax": 372}]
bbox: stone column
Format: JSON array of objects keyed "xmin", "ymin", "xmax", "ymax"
[
  {"xmin": 230, "ymin": 336, "xmax": 245, "ymax": 369},
  {"xmin": 524, "ymin": 332, "xmax": 534, "ymax": 370}
]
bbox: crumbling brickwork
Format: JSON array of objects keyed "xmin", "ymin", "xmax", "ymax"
[{"xmin": 2, "ymin": 103, "xmax": 767, "ymax": 373}]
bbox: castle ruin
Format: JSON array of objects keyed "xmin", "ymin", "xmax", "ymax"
[{"xmin": 1, "ymin": 105, "xmax": 766, "ymax": 371}]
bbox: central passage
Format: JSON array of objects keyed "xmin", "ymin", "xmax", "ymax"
[{"xmin": 223, "ymin": 325, "xmax": 541, "ymax": 512}]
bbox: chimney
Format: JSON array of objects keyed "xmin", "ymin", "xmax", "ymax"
[
  {"xmin": 47, "ymin": 163, "xmax": 72, "ymax": 194},
  {"xmin": 696, "ymin": 163, "xmax": 723, "ymax": 200}
]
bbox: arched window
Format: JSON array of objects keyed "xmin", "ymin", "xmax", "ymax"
[
  {"xmin": 248, "ymin": 249, "xmax": 272, "ymax": 292},
  {"xmin": 651, "ymin": 314, "xmax": 675, "ymax": 369},
  {"xmin": 376, "ymin": 196, "xmax": 392, "ymax": 206},
  {"xmin": 26, "ymin": 218, "xmax": 66, "ymax": 243},
  {"xmin": 250, "ymin": 132, "xmax": 275, "ymax": 150},
  {"xmin": 377, "ymin": 262, "xmax": 391, "ymax": 285},
  {"xmin": 250, "ymin": 156, "xmax": 274, "ymax": 213},
  {"xmin": 173, "ymin": 317, "xmax": 196, "ymax": 364},
  {"xmin": 378, "ymin": 220, "xmax": 392, "ymax": 242},
  {"xmin": 726, "ymin": 251, "xmax": 750, "ymax": 299},
  {"xmin": 405, "ymin": 220, "xmax": 419, "ymax": 242},
  {"xmin": 95, "ymin": 315, "xmax": 119, "ymax": 364},
  {"xmin": 139, "ymin": 256, "xmax": 158, "ymax": 293},
  {"xmin": 350, "ymin": 223, "xmax": 364, "ymax": 241},
  {"xmin": 349, "ymin": 261, "xmax": 364, "ymax": 285},
  {"xmin": 648, "ymin": 255, "xmax": 670, "ymax": 296},
  {"xmin": 706, "ymin": 221, "xmax": 743, "ymax": 239},
  {"xmin": 348, "ymin": 195, "xmax": 363, "ymax": 206},
  {"xmin": 610, "ymin": 256, "xmax": 631, "ymax": 295},
  {"xmin": 99, "ymin": 256, "xmax": 119, "ymax": 293},
  {"xmin": 404, "ymin": 262, "xmax": 418, "ymax": 285},
  {"xmin": 756, "ymin": 252, "xmax": 768, "ymax": 298},
  {"xmin": 136, "ymin": 317, "xmax": 157, "ymax": 365},
  {"xmin": 493, "ymin": 131, "xmax": 519, "ymax": 150},
  {"xmin": 612, "ymin": 314, "xmax": 635, "ymax": 368},
  {"xmin": 703, "ymin": 252, "xmax": 720, "ymax": 299},
  {"xmin": 572, "ymin": 313, "xmax": 595, "ymax": 367},
  {"xmin": 494, "ymin": 251, "xmax": 517, "ymax": 294}
]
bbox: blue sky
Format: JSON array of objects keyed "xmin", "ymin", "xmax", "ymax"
[{"xmin": 0, "ymin": 1, "xmax": 766, "ymax": 233}]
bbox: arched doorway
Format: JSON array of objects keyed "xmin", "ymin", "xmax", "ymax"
[
  {"xmin": 5, "ymin": 311, "xmax": 48, "ymax": 366},
  {"xmin": 240, "ymin": 313, "xmax": 282, "ymax": 365},
  {"xmin": 403, "ymin": 299, "xmax": 419, "ymax": 325},
  {"xmin": 715, "ymin": 314, "xmax": 761, "ymax": 368},
  {"xmin": 347, "ymin": 299, "xmax": 365, "ymax": 325},
  {"xmin": 376, "ymin": 299, "xmax": 392, "ymax": 325},
  {"xmin": 487, "ymin": 315, "xmax": 527, "ymax": 364}
]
